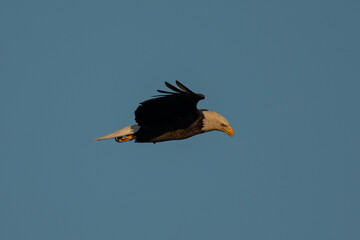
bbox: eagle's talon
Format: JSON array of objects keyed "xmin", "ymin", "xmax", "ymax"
[{"xmin": 115, "ymin": 135, "xmax": 135, "ymax": 143}]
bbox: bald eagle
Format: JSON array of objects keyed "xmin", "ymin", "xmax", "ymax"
[{"xmin": 91, "ymin": 81, "xmax": 234, "ymax": 143}]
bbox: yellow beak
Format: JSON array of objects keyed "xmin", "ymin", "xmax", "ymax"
[{"xmin": 223, "ymin": 125, "xmax": 234, "ymax": 137}]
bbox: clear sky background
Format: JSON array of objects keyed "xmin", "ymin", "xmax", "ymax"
[{"xmin": 1, "ymin": 0, "xmax": 359, "ymax": 239}]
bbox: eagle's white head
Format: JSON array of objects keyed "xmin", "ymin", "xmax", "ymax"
[{"xmin": 201, "ymin": 110, "xmax": 234, "ymax": 137}]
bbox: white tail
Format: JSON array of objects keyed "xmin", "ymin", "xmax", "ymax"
[{"xmin": 91, "ymin": 124, "xmax": 140, "ymax": 141}]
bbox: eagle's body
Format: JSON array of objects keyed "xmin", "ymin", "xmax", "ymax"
[
  {"xmin": 92, "ymin": 81, "xmax": 234, "ymax": 143},
  {"xmin": 136, "ymin": 111, "xmax": 205, "ymax": 142}
]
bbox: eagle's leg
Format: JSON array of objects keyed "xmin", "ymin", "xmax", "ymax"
[{"xmin": 115, "ymin": 135, "xmax": 135, "ymax": 143}]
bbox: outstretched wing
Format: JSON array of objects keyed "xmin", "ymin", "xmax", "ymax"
[{"xmin": 135, "ymin": 81, "xmax": 205, "ymax": 129}]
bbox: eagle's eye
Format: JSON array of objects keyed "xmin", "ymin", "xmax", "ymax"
[{"xmin": 220, "ymin": 123, "xmax": 227, "ymax": 127}]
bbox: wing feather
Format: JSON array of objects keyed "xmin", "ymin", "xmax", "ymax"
[
  {"xmin": 165, "ymin": 82, "xmax": 183, "ymax": 93},
  {"xmin": 156, "ymin": 90, "xmax": 174, "ymax": 94},
  {"xmin": 135, "ymin": 81, "xmax": 205, "ymax": 129},
  {"xmin": 176, "ymin": 80, "xmax": 194, "ymax": 94}
]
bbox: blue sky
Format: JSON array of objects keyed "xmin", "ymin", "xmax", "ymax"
[{"xmin": 1, "ymin": 0, "xmax": 359, "ymax": 239}]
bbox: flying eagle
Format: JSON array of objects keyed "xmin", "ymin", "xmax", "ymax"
[{"xmin": 91, "ymin": 81, "xmax": 234, "ymax": 143}]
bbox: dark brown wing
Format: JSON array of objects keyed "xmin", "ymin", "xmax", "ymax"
[{"xmin": 135, "ymin": 81, "xmax": 205, "ymax": 130}]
